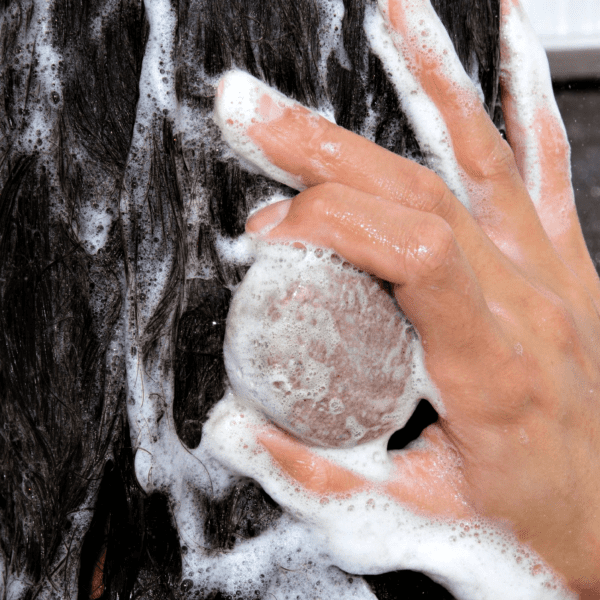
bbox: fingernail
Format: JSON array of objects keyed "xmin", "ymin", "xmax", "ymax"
[{"xmin": 246, "ymin": 200, "xmax": 292, "ymax": 235}]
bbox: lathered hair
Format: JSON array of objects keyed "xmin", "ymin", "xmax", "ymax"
[{"xmin": 0, "ymin": 0, "xmax": 501, "ymax": 598}]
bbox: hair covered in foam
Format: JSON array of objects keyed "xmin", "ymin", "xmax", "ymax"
[
  {"xmin": 224, "ymin": 238, "xmax": 434, "ymax": 448},
  {"xmin": 2, "ymin": 0, "xmax": 576, "ymax": 595}
]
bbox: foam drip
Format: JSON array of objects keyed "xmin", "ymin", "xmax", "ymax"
[
  {"xmin": 120, "ymin": 0, "xmax": 181, "ymax": 470},
  {"xmin": 316, "ymin": 0, "xmax": 350, "ymax": 103},
  {"xmin": 16, "ymin": 0, "xmax": 63, "ymax": 158}
]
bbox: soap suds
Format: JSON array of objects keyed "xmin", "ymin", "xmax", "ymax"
[
  {"xmin": 224, "ymin": 239, "xmax": 436, "ymax": 448},
  {"xmin": 500, "ymin": 0, "xmax": 574, "ymax": 238},
  {"xmin": 202, "ymin": 393, "xmax": 574, "ymax": 600}
]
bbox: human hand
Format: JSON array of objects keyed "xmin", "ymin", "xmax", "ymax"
[{"xmin": 207, "ymin": 0, "xmax": 600, "ymax": 597}]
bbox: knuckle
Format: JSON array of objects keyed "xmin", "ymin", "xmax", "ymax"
[
  {"xmin": 298, "ymin": 182, "xmax": 346, "ymax": 218},
  {"xmin": 473, "ymin": 138, "xmax": 517, "ymax": 181},
  {"xmin": 530, "ymin": 294, "xmax": 578, "ymax": 348},
  {"xmin": 405, "ymin": 215, "xmax": 457, "ymax": 281},
  {"xmin": 296, "ymin": 185, "xmax": 336, "ymax": 218},
  {"xmin": 423, "ymin": 178, "xmax": 458, "ymax": 223},
  {"xmin": 401, "ymin": 171, "xmax": 458, "ymax": 224}
]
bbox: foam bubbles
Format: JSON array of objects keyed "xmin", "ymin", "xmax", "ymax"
[
  {"xmin": 224, "ymin": 239, "xmax": 431, "ymax": 448},
  {"xmin": 214, "ymin": 70, "xmax": 307, "ymax": 191},
  {"xmin": 16, "ymin": 0, "xmax": 63, "ymax": 157},
  {"xmin": 364, "ymin": 0, "xmax": 472, "ymax": 210}
]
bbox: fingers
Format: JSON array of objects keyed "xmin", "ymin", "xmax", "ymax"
[
  {"xmin": 214, "ymin": 70, "xmax": 306, "ymax": 192},
  {"xmin": 216, "ymin": 69, "xmax": 513, "ymax": 285},
  {"xmin": 257, "ymin": 430, "xmax": 365, "ymax": 496},
  {"xmin": 499, "ymin": 0, "xmax": 600, "ymax": 296},
  {"xmin": 370, "ymin": 0, "xmax": 556, "ymax": 267},
  {"xmin": 259, "ymin": 423, "xmax": 470, "ymax": 519},
  {"xmin": 385, "ymin": 425, "xmax": 471, "ymax": 518},
  {"xmin": 247, "ymin": 185, "xmax": 508, "ymax": 376},
  {"xmin": 215, "ymin": 69, "xmax": 466, "ymax": 219}
]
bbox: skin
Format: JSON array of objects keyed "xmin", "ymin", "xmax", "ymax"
[{"xmin": 219, "ymin": 0, "xmax": 600, "ymax": 596}]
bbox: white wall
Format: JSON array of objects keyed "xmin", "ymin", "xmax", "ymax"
[
  {"xmin": 522, "ymin": 0, "xmax": 600, "ymax": 49},
  {"xmin": 521, "ymin": 0, "xmax": 600, "ymax": 78}
]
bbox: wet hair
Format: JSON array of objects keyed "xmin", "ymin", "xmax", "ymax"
[{"xmin": 0, "ymin": 0, "xmax": 501, "ymax": 598}]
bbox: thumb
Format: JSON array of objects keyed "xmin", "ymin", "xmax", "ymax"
[
  {"xmin": 384, "ymin": 425, "xmax": 471, "ymax": 519},
  {"xmin": 257, "ymin": 429, "xmax": 366, "ymax": 497},
  {"xmin": 258, "ymin": 423, "xmax": 469, "ymax": 522}
]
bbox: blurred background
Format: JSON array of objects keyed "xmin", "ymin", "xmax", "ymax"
[{"xmin": 522, "ymin": 0, "xmax": 600, "ymax": 267}]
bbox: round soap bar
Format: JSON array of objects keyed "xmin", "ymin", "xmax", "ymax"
[{"xmin": 224, "ymin": 243, "xmax": 421, "ymax": 448}]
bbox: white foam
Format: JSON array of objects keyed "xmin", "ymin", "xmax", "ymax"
[
  {"xmin": 4, "ymin": 575, "xmax": 28, "ymax": 600},
  {"xmin": 316, "ymin": 0, "xmax": 350, "ymax": 88},
  {"xmin": 359, "ymin": 91, "xmax": 380, "ymax": 143},
  {"xmin": 467, "ymin": 51, "xmax": 486, "ymax": 106},
  {"xmin": 74, "ymin": 187, "xmax": 116, "ymax": 253},
  {"xmin": 224, "ymin": 239, "xmax": 436, "ymax": 448},
  {"xmin": 139, "ymin": 0, "xmax": 178, "ymax": 117},
  {"xmin": 214, "ymin": 70, "xmax": 308, "ymax": 190},
  {"xmin": 215, "ymin": 232, "xmax": 256, "ymax": 266},
  {"xmin": 90, "ymin": 0, "xmax": 120, "ymax": 39},
  {"xmin": 12, "ymin": 0, "xmax": 128, "ymax": 257},
  {"xmin": 364, "ymin": 0, "xmax": 472, "ymax": 210},
  {"xmin": 16, "ymin": 0, "xmax": 63, "ymax": 158}
]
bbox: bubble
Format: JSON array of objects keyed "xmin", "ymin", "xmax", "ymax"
[{"xmin": 224, "ymin": 243, "xmax": 424, "ymax": 448}]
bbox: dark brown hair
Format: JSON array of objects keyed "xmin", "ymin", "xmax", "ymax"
[{"xmin": 0, "ymin": 0, "xmax": 501, "ymax": 598}]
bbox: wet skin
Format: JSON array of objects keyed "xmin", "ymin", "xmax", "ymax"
[{"xmin": 228, "ymin": 0, "xmax": 600, "ymax": 596}]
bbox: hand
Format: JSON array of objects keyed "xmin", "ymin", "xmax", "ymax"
[{"xmin": 208, "ymin": 0, "xmax": 600, "ymax": 597}]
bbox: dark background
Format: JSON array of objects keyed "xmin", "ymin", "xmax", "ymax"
[{"xmin": 555, "ymin": 80, "xmax": 600, "ymax": 265}]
